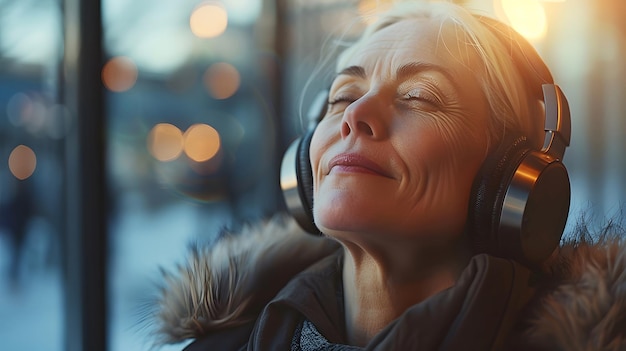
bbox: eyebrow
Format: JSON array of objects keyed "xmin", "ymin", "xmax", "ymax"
[
  {"xmin": 337, "ymin": 65, "xmax": 367, "ymax": 79},
  {"xmin": 396, "ymin": 62, "xmax": 457, "ymax": 88},
  {"xmin": 336, "ymin": 62, "xmax": 459, "ymax": 90}
]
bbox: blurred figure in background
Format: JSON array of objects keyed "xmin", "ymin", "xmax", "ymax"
[{"xmin": 0, "ymin": 176, "xmax": 33, "ymax": 290}]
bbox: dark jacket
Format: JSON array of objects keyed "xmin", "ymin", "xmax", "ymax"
[{"xmin": 152, "ymin": 215, "xmax": 626, "ymax": 350}]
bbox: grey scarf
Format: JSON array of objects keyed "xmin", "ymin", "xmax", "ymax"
[{"xmin": 291, "ymin": 319, "xmax": 363, "ymax": 351}]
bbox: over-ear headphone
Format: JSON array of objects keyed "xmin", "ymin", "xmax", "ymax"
[{"xmin": 280, "ymin": 15, "xmax": 571, "ymax": 267}]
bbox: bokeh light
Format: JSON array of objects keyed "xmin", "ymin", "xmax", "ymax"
[
  {"xmin": 497, "ymin": 0, "xmax": 547, "ymax": 40},
  {"xmin": 8, "ymin": 145, "xmax": 37, "ymax": 180},
  {"xmin": 358, "ymin": 0, "xmax": 393, "ymax": 24},
  {"xmin": 102, "ymin": 56, "xmax": 138, "ymax": 92},
  {"xmin": 190, "ymin": 2, "xmax": 228, "ymax": 38},
  {"xmin": 203, "ymin": 62, "xmax": 241, "ymax": 99},
  {"xmin": 183, "ymin": 123, "xmax": 221, "ymax": 162},
  {"xmin": 147, "ymin": 123, "xmax": 184, "ymax": 161}
]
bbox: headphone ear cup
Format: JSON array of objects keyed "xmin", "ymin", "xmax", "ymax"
[
  {"xmin": 281, "ymin": 90, "xmax": 328, "ymax": 235},
  {"xmin": 280, "ymin": 129, "xmax": 319, "ymax": 234},
  {"xmin": 469, "ymin": 136, "xmax": 570, "ymax": 266},
  {"xmin": 469, "ymin": 137, "xmax": 532, "ymax": 257},
  {"xmin": 297, "ymin": 129, "xmax": 316, "ymax": 224}
]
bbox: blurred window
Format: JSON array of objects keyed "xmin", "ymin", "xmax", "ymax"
[
  {"xmin": 102, "ymin": 0, "xmax": 282, "ymax": 349},
  {"xmin": 0, "ymin": 0, "xmax": 65, "ymax": 349}
]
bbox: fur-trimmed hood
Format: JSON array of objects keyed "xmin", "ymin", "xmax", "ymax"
[
  {"xmin": 152, "ymin": 214, "xmax": 626, "ymax": 350},
  {"xmin": 524, "ymin": 223, "xmax": 626, "ymax": 349},
  {"xmin": 153, "ymin": 215, "xmax": 340, "ymax": 344}
]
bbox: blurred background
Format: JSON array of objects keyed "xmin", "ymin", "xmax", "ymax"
[{"xmin": 0, "ymin": 0, "xmax": 623, "ymax": 350}]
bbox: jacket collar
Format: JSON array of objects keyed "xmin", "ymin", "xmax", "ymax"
[
  {"xmin": 152, "ymin": 214, "xmax": 626, "ymax": 350},
  {"xmin": 268, "ymin": 251, "xmax": 533, "ymax": 351},
  {"xmin": 152, "ymin": 214, "xmax": 339, "ymax": 344}
]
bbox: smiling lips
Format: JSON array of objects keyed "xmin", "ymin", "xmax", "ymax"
[{"xmin": 328, "ymin": 153, "xmax": 393, "ymax": 178}]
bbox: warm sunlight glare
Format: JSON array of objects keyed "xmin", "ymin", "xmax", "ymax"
[
  {"xmin": 102, "ymin": 56, "xmax": 138, "ymax": 92},
  {"xmin": 8, "ymin": 145, "xmax": 37, "ymax": 180},
  {"xmin": 498, "ymin": 0, "xmax": 547, "ymax": 40},
  {"xmin": 204, "ymin": 62, "xmax": 240, "ymax": 100},
  {"xmin": 147, "ymin": 123, "xmax": 184, "ymax": 162},
  {"xmin": 358, "ymin": 0, "xmax": 393, "ymax": 24},
  {"xmin": 183, "ymin": 124, "xmax": 221, "ymax": 162},
  {"xmin": 190, "ymin": 2, "xmax": 228, "ymax": 38}
]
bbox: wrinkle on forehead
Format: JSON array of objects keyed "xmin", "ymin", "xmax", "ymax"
[{"xmin": 340, "ymin": 18, "xmax": 483, "ymax": 83}]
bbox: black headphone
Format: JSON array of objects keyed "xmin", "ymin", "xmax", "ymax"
[{"xmin": 280, "ymin": 15, "xmax": 571, "ymax": 267}]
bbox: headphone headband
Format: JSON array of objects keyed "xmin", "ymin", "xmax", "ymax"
[{"xmin": 541, "ymin": 84, "xmax": 571, "ymax": 158}]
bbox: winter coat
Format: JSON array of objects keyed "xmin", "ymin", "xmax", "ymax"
[{"xmin": 152, "ymin": 214, "xmax": 626, "ymax": 350}]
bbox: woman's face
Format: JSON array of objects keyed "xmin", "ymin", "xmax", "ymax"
[{"xmin": 310, "ymin": 17, "xmax": 491, "ymax": 245}]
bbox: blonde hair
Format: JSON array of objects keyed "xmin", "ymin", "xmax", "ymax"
[{"xmin": 335, "ymin": 0, "xmax": 551, "ymax": 150}]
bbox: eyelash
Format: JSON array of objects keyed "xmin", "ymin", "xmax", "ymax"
[
  {"xmin": 405, "ymin": 88, "xmax": 441, "ymax": 106},
  {"xmin": 327, "ymin": 88, "xmax": 442, "ymax": 108},
  {"xmin": 328, "ymin": 96, "xmax": 356, "ymax": 106}
]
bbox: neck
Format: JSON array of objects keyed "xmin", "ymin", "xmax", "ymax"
[{"xmin": 341, "ymin": 239, "xmax": 469, "ymax": 346}]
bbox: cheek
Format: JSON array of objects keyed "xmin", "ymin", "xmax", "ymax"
[
  {"xmin": 308, "ymin": 122, "xmax": 339, "ymax": 201},
  {"xmin": 397, "ymin": 121, "xmax": 487, "ymax": 210},
  {"xmin": 412, "ymin": 115, "xmax": 488, "ymax": 174},
  {"xmin": 308, "ymin": 127, "xmax": 329, "ymax": 179}
]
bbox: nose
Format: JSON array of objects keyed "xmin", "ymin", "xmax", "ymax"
[{"xmin": 340, "ymin": 93, "xmax": 387, "ymax": 140}]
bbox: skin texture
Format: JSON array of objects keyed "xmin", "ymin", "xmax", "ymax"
[{"xmin": 309, "ymin": 17, "xmax": 492, "ymax": 346}]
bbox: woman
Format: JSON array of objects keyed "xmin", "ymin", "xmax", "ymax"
[{"xmin": 152, "ymin": 1, "xmax": 626, "ymax": 350}]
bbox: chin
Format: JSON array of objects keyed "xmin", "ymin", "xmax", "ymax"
[
  {"xmin": 314, "ymin": 191, "xmax": 379, "ymax": 226},
  {"xmin": 315, "ymin": 207, "xmax": 371, "ymax": 235}
]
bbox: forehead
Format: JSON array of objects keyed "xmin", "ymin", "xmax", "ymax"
[{"xmin": 341, "ymin": 17, "xmax": 481, "ymax": 79}]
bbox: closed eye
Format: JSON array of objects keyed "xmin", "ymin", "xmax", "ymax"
[
  {"xmin": 328, "ymin": 96, "xmax": 356, "ymax": 105},
  {"xmin": 404, "ymin": 89, "xmax": 442, "ymax": 109},
  {"xmin": 327, "ymin": 95, "xmax": 357, "ymax": 113}
]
